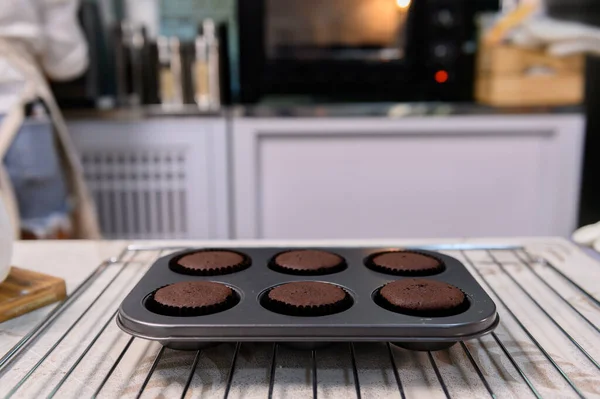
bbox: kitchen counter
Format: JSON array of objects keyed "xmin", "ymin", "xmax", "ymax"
[
  {"xmin": 63, "ymin": 105, "xmax": 223, "ymax": 121},
  {"xmin": 1, "ymin": 238, "xmax": 599, "ymax": 398},
  {"xmin": 232, "ymin": 102, "xmax": 583, "ymax": 118},
  {"xmin": 64, "ymin": 103, "xmax": 583, "ymax": 121}
]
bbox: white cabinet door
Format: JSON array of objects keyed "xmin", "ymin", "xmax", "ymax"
[
  {"xmin": 233, "ymin": 115, "xmax": 584, "ymax": 239},
  {"xmin": 68, "ymin": 118, "xmax": 229, "ymax": 239}
]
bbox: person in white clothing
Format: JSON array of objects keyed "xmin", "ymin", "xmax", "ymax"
[{"xmin": 0, "ymin": 0, "xmax": 100, "ymax": 239}]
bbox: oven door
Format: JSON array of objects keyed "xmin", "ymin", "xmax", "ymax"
[{"xmin": 238, "ymin": 0, "xmax": 429, "ymax": 102}]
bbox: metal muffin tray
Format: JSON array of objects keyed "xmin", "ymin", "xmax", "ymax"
[{"xmin": 117, "ymin": 247, "xmax": 499, "ymax": 351}]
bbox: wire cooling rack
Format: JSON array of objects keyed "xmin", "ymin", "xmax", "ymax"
[{"xmin": 0, "ymin": 244, "xmax": 599, "ymax": 399}]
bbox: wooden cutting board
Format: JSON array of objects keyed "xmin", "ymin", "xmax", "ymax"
[{"xmin": 0, "ymin": 267, "xmax": 66, "ymax": 323}]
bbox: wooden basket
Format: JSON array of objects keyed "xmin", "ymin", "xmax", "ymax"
[{"xmin": 476, "ymin": 43, "xmax": 584, "ymax": 107}]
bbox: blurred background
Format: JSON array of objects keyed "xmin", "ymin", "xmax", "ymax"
[{"xmin": 2, "ymin": 0, "xmax": 600, "ymax": 241}]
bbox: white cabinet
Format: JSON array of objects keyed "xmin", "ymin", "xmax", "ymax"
[
  {"xmin": 67, "ymin": 118, "xmax": 229, "ymax": 239},
  {"xmin": 232, "ymin": 115, "xmax": 585, "ymax": 239}
]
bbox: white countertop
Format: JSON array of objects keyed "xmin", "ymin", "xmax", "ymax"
[
  {"xmin": 6, "ymin": 237, "xmax": 542, "ymax": 292},
  {"xmin": 1, "ymin": 238, "xmax": 599, "ymax": 399}
]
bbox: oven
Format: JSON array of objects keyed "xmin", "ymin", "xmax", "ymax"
[{"xmin": 237, "ymin": 0, "xmax": 499, "ymax": 103}]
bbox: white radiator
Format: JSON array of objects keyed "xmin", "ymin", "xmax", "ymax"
[
  {"xmin": 68, "ymin": 118, "xmax": 230, "ymax": 240},
  {"xmin": 81, "ymin": 148, "xmax": 189, "ymax": 239}
]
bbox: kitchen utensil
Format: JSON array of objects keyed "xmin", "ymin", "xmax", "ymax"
[
  {"xmin": 204, "ymin": 20, "xmax": 221, "ymax": 110},
  {"xmin": 193, "ymin": 19, "xmax": 222, "ymax": 110},
  {"xmin": 117, "ymin": 247, "xmax": 498, "ymax": 351},
  {"xmin": 193, "ymin": 32, "xmax": 210, "ymax": 108},
  {"xmin": 128, "ymin": 24, "xmax": 146, "ymax": 106},
  {"xmin": 0, "ymin": 267, "xmax": 66, "ymax": 322},
  {"xmin": 157, "ymin": 36, "xmax": 184, "ymax": 107}
]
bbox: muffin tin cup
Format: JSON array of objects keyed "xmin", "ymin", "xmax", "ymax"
[
  {"xmin": 118, "ymin": 247, "xmax": 498, "ymax": 352},
  {"xmin": 268, "ymin": 250, "xmax": 348, "ymax": 275},
  {"xmin": 169, "ymin": 249, "xmax": 252, "ymax": 276},
  {"xmin": 364, "ymin": 250, "xmax": 446, "ymax": 276},
  {"xmin": 260, "ymin": 285, "xmax": 354, "ymax": 317},
  {"xmin": 145, "ymin": 285, "xmax": 241, "ymax": 317},
  {"xmin": 372, "ymin": 286, "xmax": 471, "ymax": 317}
]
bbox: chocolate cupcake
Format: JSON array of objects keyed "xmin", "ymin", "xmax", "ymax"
[
  {"xmin": 365, "ymin": 251, "xmax": 444, "ymax": 276},
  {"xmin": 147, "ymin": 281, "xmax": 239, "ymax": 316},
  {"xmin": 375, "ymin": 278, "xmax": 467, "ymax": 317},
  {"xmin": 269, "ymin": 250, "xmax": 346, "ymax": 275},
  {"xmin": 261, "ymin": 281, "xmax": 353, "ymax": 316},
  {"xmin": 170, "ymin": 249, "xmax": 251, "ymax": 276}
]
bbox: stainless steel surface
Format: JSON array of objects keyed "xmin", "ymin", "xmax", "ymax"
[
  {"xmin": 0, "ymin": 244, "xmax": 598, "ymax": 398},
  {"xmin": 463, "ymin": 250, "xmax": 587, "ymax": 399},
  {"xmin": 233, "ymin": 102, "xmax": 583, "ymax": 118},
  {"xmin": 63, "ymin": 103, "xmax": 582, "ymax": 121},
  {"xmin": 0, "ymin": 258, "xmax": 115, "ymax": 370}
]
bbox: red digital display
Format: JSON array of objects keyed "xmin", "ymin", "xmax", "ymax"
[{"xmin": 435, "ymin": 70, "xmax": 449, "ymax": 84}]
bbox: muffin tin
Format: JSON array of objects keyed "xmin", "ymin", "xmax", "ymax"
[{"xmin": 117, "ymin": 247, "xmax": 498, "ymax": 351}]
